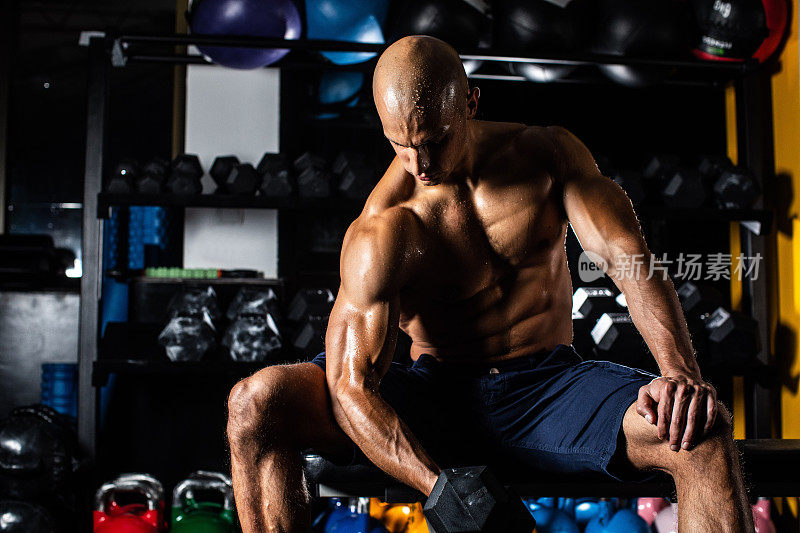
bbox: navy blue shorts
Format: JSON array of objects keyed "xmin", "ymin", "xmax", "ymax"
[{"xmin": 310, "ymin": 344, "xmax": 657, "ymax": 481}]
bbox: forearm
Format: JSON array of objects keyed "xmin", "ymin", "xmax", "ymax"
[
  {"xmin": 614, "ymin": 254, "xmax": 701, "ymax": 377},
  {"xmin": 331, "ymin": 384, "xmax": 440, "ymax": 496}
]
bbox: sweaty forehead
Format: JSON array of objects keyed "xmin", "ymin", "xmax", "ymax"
[{"xmin": 373, "ymin": 36, "xmax": 466, "ymax": 124}]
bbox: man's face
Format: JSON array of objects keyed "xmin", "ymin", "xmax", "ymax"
[{"xmin": 378, "ymin": 86, "xmax": 478, "ymax": 186}]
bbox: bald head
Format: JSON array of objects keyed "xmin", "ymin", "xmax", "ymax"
[{"xmin": 373, "ymin": 36, "xmax": 469, "ymax": 126}]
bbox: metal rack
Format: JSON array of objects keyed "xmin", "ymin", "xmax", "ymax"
[{"xmin": 78, "ymin": 34, "xmax": 777, "ymax": 456}]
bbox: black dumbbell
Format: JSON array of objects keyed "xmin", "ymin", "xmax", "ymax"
[
  {"xmin": 591, "ymin": 312, "xmax": 655, "ymax": 371},
  {"xmin": 166, "ymin": 154, "xmax": 203, "ymax": 195},
  {"xmin": 642, "ymin": 154, "xmax": 679, "ymax": 184},
  {"xmin": 210, "ymin": 156, "xmax": 261, "ymax": 195},
  {"xmin": 423, "ymin": 466, "xmax": 535, "ymax": 533},
  {"xmin": 676, "ymin": 281, "xmax": 724, "ymax": 361},
  {"xmin": 333, "ymin": 151, "xmax": 375, "ymax": 199},
  {"xmin": 294, "ymin": 151, "xmax": 333, "ymax": 198},
  {"xmin": 136, "ymin": 157, "xmax": 169, "ymax": 194},
  {"xmin": 697, "ymin": 154, "xmax": 733, "ymax": 189},
  {"xmin": 661, "ymin": 167, "xmax": 707, "ymax": 208},
  {"xmin": 572, "ymin": 287, "xmax": 620, "ymax": 358},
  {"xmin": 209, "ymin": 155, "xmax": 240, "ymax": 193},
  {"xmin": 641, "ymin": 154, "xmax": 680, "ymax": 203},
  {"xmin": 572, "ymin": 287, "xmax": 619, "ymax": 323},
  {"xmin": 703, "ymin": 307, "xmax": 760, "ymax": 371},
  {"xmin": 287, "ymin": 288, "xmax": 336, "ymax": 322},
  {"xmin": 106, "ymin": 158, "xmax": 140, "ymax": 193},
  {"xmin": 713, "ymin": 167, "xmax": 760, "ymax": 209},
  {"xmin": 226, "ymin": 164, "xmax": 261, "ymax": 195},
  {"xmin": 676, "ymin": 281, "xmax": 724, "ymax": 318},
  {"xmin": 258, "ymin": 153, "xmax": 295, "ymax": 197},
  {"xmin": 292, "ymin": 315, "xmax": 328, "ymax": 357},
  {"xmin": 610, "ymin": 170, "xmax": 645, "ymax": 207}
]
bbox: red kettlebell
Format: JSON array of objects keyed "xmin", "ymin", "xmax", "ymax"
[
  {"xmin": 93, "ymin": 477, "xmax": 163, "ymax": 532},
  {"xmin": 114, "ymin": 473, "xmax": 167, "ymax": 530}
]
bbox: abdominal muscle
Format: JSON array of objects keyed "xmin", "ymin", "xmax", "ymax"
[{"xmin": 399, "ymin": 252, "xmax": 575, "ymax": 363}]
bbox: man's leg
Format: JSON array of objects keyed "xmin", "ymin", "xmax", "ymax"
[
  {"xmin": 227, "ymin": 363, "xmax": 353, "ymax": 533},
  {"xmin": 620, "ymin": 401, "xmax": 754, "ymax": 532}
]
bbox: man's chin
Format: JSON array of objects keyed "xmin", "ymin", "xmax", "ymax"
[{"xmin": 418, "ymin": 174, "xmax": 443, "ymax": 185}]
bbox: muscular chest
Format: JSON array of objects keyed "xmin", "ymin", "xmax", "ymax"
[{"xmin": 416, "ymin": 174, "xmax": 564, "ymax": 300}]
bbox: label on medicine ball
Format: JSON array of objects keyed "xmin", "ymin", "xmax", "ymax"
[{"xmin": 692, "ymin": 0, "xmax": 769, "ymax": 59}]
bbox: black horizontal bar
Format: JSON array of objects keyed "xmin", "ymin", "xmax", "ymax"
[
  {"xmin": 111, "ymin": 34, "xmax": 757, "ymax": 73},
  {"xmin": 96, "ymin": 192, "xmax": 365, "ymax": 218}
]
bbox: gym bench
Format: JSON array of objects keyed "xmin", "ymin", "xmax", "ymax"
[{"xmin": 303, "ymin": 439, "xmax": 800, "ymax": 502}]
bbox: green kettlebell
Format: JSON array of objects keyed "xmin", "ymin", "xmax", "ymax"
[{"xmin": 171, "ymin": 471, "xmax": 238, "ymax": 532}]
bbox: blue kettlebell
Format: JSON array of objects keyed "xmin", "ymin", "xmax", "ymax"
[
  {"xmin": 586, "ymin": 500, "xmax": 650, "ymax": 533},
  {"xmin": 323, "ymin": 498, "xmax": 388, "ymax": 533},
  {"xmin": 525, "ymin": 498, "xmax": 580, "ymax": 533},
  {"xmin": 573, "ymin": 498, "xmax": 601, "ymax": 526}
]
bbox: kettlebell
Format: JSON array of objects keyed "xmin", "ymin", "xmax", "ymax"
[
  {"xmin": 585, "ymin": 500, "xmax": 650, "ymax": 533},
  {"xmin": 116, "ymin": 473, "xmax": 167, "ymax": 529},
  {"xmin": 324, "ymin": 498, "xmax": 388, "ymax": 533},
  {"xmin": 93, "ymin": 476, "xmax": 163, "ymax": 533},
  {"xmin": 524, "ymin": 499, "xmax": 580, "ymax": 533},
  {"xmin": 171, "ymin": 471, "xmax": 237, "ymax": 533}
]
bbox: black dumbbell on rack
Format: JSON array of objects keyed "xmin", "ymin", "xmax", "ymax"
[
  {"xmin": 167, "ymin": 154, "xmax": 204, "ymax": 195},
  {"xmin": 258, "ymin": 153, "xmax": 295, "ymax": 197},
  {"xmin": 210, "ymin": 155, "xmax": 262, "ymax": 195}
]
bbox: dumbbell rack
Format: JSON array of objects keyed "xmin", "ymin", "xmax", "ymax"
[{"xmin": 78, "ymin": 34, "xmax": 777, "ymax": 470}]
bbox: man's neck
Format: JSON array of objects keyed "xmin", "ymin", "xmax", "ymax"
[{"xmin": 424, "ymin": 121, "xmax": 479, "ymax": 191}]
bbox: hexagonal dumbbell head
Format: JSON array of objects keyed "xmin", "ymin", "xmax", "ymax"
[
  {"xmin": 713, "ymin": 167, "xmax": 760, "ymax": 209},
  {"xmin": 703, "ymin": 307, "xmax": 760, "ymax": 370},
  {"xmin": 697, "ymin": 154, "xmax": 733, "ymax": 182},
  {"xmin": 642, "ymin": 154, "xmax": 679, "ymax": 184},
  {"xmin": 167, "ymin": 154, "xmax": 203, "ymax": 195},
  {"xmin": 258, "ymin": 154, "xmax": 295, "ymax": 197},
  {"xmin": 135, "ymin": 157, "xmax": 169, "ymax": 194},
  {"xmin": 225, "ymin": 163, "xmax": 261, "ymax": 195},
  {"xmin": 143, "ymin": 157, "xmax": 169, "ymax": 178},
  {"xmin": 423, "ymin": 466, "xmax": 535, "ymax": 533},
  {"xmin": 107, "ymin": 158, "xmax": 139, "ymax": 193},
  {"xmin": 136, "ymin": 172, "xmax": 164, "ymax": 194},
  {"xmin": 297, "ymin": 167, "xmax": 332, "ymax": 197},
  {"xmin": 293, "ymin": 151, "xmax": 327, "ymax": 172},
  {"xmin": 661, "ymin": 167, "xmax": 707, "ymax": 208},
  {"xmin": 210, "ymin": 155, "xmax": 240, "ymax": 192},
  {"xmin": 171, "ymin": 154, "xmax": 203, "ymax": 179}
]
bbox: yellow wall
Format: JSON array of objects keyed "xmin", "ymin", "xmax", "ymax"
[
  {"xmin": 772, "ymin": 0, "xmax": 800, "ymax": 439},
  {"xmin": 767, "ymin": 0, "xmax": 800, "ymax": 527}
]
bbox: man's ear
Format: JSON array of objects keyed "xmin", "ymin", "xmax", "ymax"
[{"xmin": 466, "ymin": 86, "xmax": 480, "ymax": 119}]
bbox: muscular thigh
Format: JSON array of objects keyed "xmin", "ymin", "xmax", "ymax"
[{"xmin": 248, "ymin": 362, "xmax": 353, "ymax": 457}]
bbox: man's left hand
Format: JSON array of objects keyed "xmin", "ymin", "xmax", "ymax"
[{"xmin": 636, "ymin": 372, "xmax": 718, "ymax": 451}]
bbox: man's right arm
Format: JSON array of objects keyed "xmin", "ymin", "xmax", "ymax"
[{"xmin": 324, "ymin": 207, "xmax": 440, "ymax": 496}]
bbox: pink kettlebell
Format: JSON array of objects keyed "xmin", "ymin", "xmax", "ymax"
[
  {"xmin": 636, "ymin": 498, "xmax": 670, "ymax": 525},
  {"xmin": 752, "ymin": 498, "xmax": 776, "ymax": 533}
]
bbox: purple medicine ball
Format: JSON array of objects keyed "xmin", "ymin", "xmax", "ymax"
[{"xmin": 190, "ymin": 0, "xmax": 302, "ymax": 69}]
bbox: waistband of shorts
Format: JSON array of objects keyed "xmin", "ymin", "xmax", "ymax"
[{"xmin": 418, "ymin": 344, "xmax": 576, "ymax": 376}]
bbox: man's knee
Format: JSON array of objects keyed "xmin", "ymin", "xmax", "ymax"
[
  {"xmin": 227, "ymin": 366, "xmax": 291, "ymax": 449},
  {"xmin": 672, "ymin": 402, "xmax": 737, "ymax": 475}
]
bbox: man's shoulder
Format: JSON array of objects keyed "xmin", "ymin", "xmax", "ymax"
[
  {"xmin": 344, "ymin": 205, "xmax": 424, "ymax": 260},
  {"xmin": 474, "ymin": 122, "xmax": 562, "ymax": 177},
  {"xmin": 513, "ymin": 124, "xmax": 574, "ymax": 154},
  {"xmin": 340, "ymin": 206, "xmax": 425, "ymax": 297}
]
